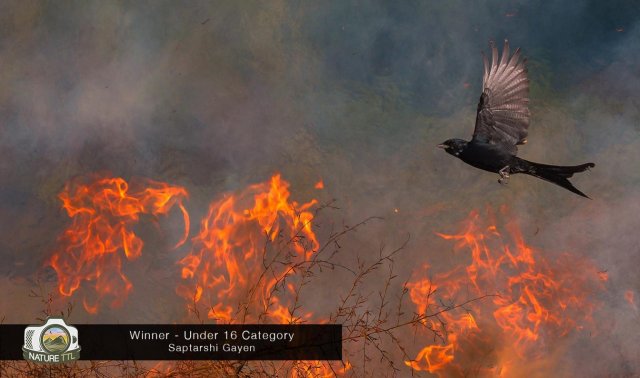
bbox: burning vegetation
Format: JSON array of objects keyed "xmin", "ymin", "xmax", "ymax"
[
  {"xmin": 2, "ymin": 174, "xmax": 610, "ymax": 377},
  {"xmin": 404, "ymin": 207, "xmax": 605, "ymax": 376},
  {"xmin": 176, "ymin": 174, "xmax": 319, "ymax": 324}
]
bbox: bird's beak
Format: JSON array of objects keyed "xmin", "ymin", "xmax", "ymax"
[{"xmin": 437, "ymin": 144, "xmax": 446, "ymax": 149}]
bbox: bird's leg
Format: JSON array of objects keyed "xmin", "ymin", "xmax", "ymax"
[{"xmin": 498, "ymin": 166, "xmax": 510, "ymax": 185}]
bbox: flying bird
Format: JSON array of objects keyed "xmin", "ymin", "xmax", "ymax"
[{"xmin": 438, "ymin": 40, "xmax": 594, "ymax": 198}]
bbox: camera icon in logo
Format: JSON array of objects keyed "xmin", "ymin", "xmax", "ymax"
[{"xmin": 23, "ymin": 317, "xmax": 81, "ymax": 363}]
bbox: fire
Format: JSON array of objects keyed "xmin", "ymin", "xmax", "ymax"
[
  {"xmin": 314, "ymin": 179, "xmax": 324, "ymax": 190},
  {"xmin": 177, "ymin": 174, "xmax": 319, "ymax": 323},
  {"xmin": 146, "ymin": 361, "xmax": 175, "ymax": 377},
  {"xmin": 405, "ymin": 208, "xmax": 603, "ymax": 375},
  {"xmin": 275, "ymin": 360, "xmax": 350, "ymax": 378},
  {"xmin": 405, "ymin": 342, "xmax": 455, "ymax": 372},
  {"xmin": 625, "ymin": 290, "xmax": 637, "ymax": 312},
  {"xmin": 49, "ymin": 176, "xmax": 189, "ymax": 313},
  {"xmin": 176, "ymin": 174, "xmax": 337, "ymax": 376}
]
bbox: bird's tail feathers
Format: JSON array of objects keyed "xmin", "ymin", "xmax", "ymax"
[{"xmin": 522, "ymin": 160, "xmax": 595, "ymax": 198}]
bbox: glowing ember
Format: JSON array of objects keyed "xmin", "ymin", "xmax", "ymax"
[
  {"xmin": 314, "ymin": 180, "xmax": 324, "ymax": 190},
  {"xmin": 598, "ymin": 271, "xmax": 609, "ymax": 282},
  {"xmin": 625, "ymin": 290, "xmax": 637, "ymax": 312},
  {"xmin": 405, "ymin": 208, "xmax": 604, "ymax": 375},
  {"xmin": 177, "ymin": 174, "xmax": 319, "ymax": 323},
  {"xmin": 49, "ymin": 176, "xmax": 189, "ymax": 313}
]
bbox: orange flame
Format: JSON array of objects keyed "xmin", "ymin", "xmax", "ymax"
[
  {"xmin": 49, "ymin": 176, "xmax": 189, "ymax": 313},
  {"xmin": 405, "ymin": 342, "xmax": 455, "ymax": 372},
  {"xmin": 177, "ymin": 174, "xmax": 319, "ymax": 323},
  {"xmin": 314, "ymin": 180, "xmax": 324, "ymax": 190},
  {"xmin": 146, "ymin": 361, "xmax": 175, "ymax": 377},
  {"xmin": 287, "ymin": 360, "xmax": 351, "ymax": 378},
  {"xmin": 405, "ymin": 208, "xmax": 603, "ymax": 375},
  {"xmin": 176, "ymin": 174, "xmax": 347, "ymax": 376}
]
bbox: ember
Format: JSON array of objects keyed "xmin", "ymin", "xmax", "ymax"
[{"xmin": 625, "ymin": 290, "xmax": 637, "ymax": 312}]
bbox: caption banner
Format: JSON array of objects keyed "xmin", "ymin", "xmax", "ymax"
[{"xmin": 0, "ymin": 324, "xmax": 342, "ymax": 360}]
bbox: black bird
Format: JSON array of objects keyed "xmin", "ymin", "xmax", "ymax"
[{"xmin": 438, "ymin": 40, "xmax": 595, "ymax": 198}]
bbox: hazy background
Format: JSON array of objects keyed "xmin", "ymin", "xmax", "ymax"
[{"xmin": 1, "ymin": 1, "xmax": 639, "ymax": 376}]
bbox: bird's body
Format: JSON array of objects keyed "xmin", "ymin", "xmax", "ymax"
[
  {"xmin": 457, "ymin": 139, "xmax": 517, "ymax": 173},
  {"xmin": 438, "ymin": 40, "xmax": 594, "ymax": 198}
]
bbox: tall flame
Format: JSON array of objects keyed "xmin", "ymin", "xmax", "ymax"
[
  {"xmin": 177, "ymin": 174, "xmax": 319, "ymax": 323},
  {"xmin": 176, "ymin": 174, "xmax": 348, "ymax": 376},
  {"xmin": 49, "ymin": 176, "xmax": 189, "ymax": 313},
  {"xmin": 405, "ymin": 207, "xmax": 604, "ymax": 376}
]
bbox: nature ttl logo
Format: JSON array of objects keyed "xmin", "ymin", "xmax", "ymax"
[{"xmin": 23, "ymin": 317, "xmax": 80, "ymax": 363}]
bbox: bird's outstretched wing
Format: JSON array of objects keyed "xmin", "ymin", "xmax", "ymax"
[{"xmin": 472, "ymin": 40, "xmax": 530, "ymax": 154}]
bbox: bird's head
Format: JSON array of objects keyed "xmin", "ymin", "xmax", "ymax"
[{"xmin": 437, "ymin": 138, "xmax": 467, "ymax": 156}]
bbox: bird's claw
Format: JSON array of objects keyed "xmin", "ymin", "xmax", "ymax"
[{"xmin": 498, "ymin": 166, "xmax": 510, "ymax": 185}]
